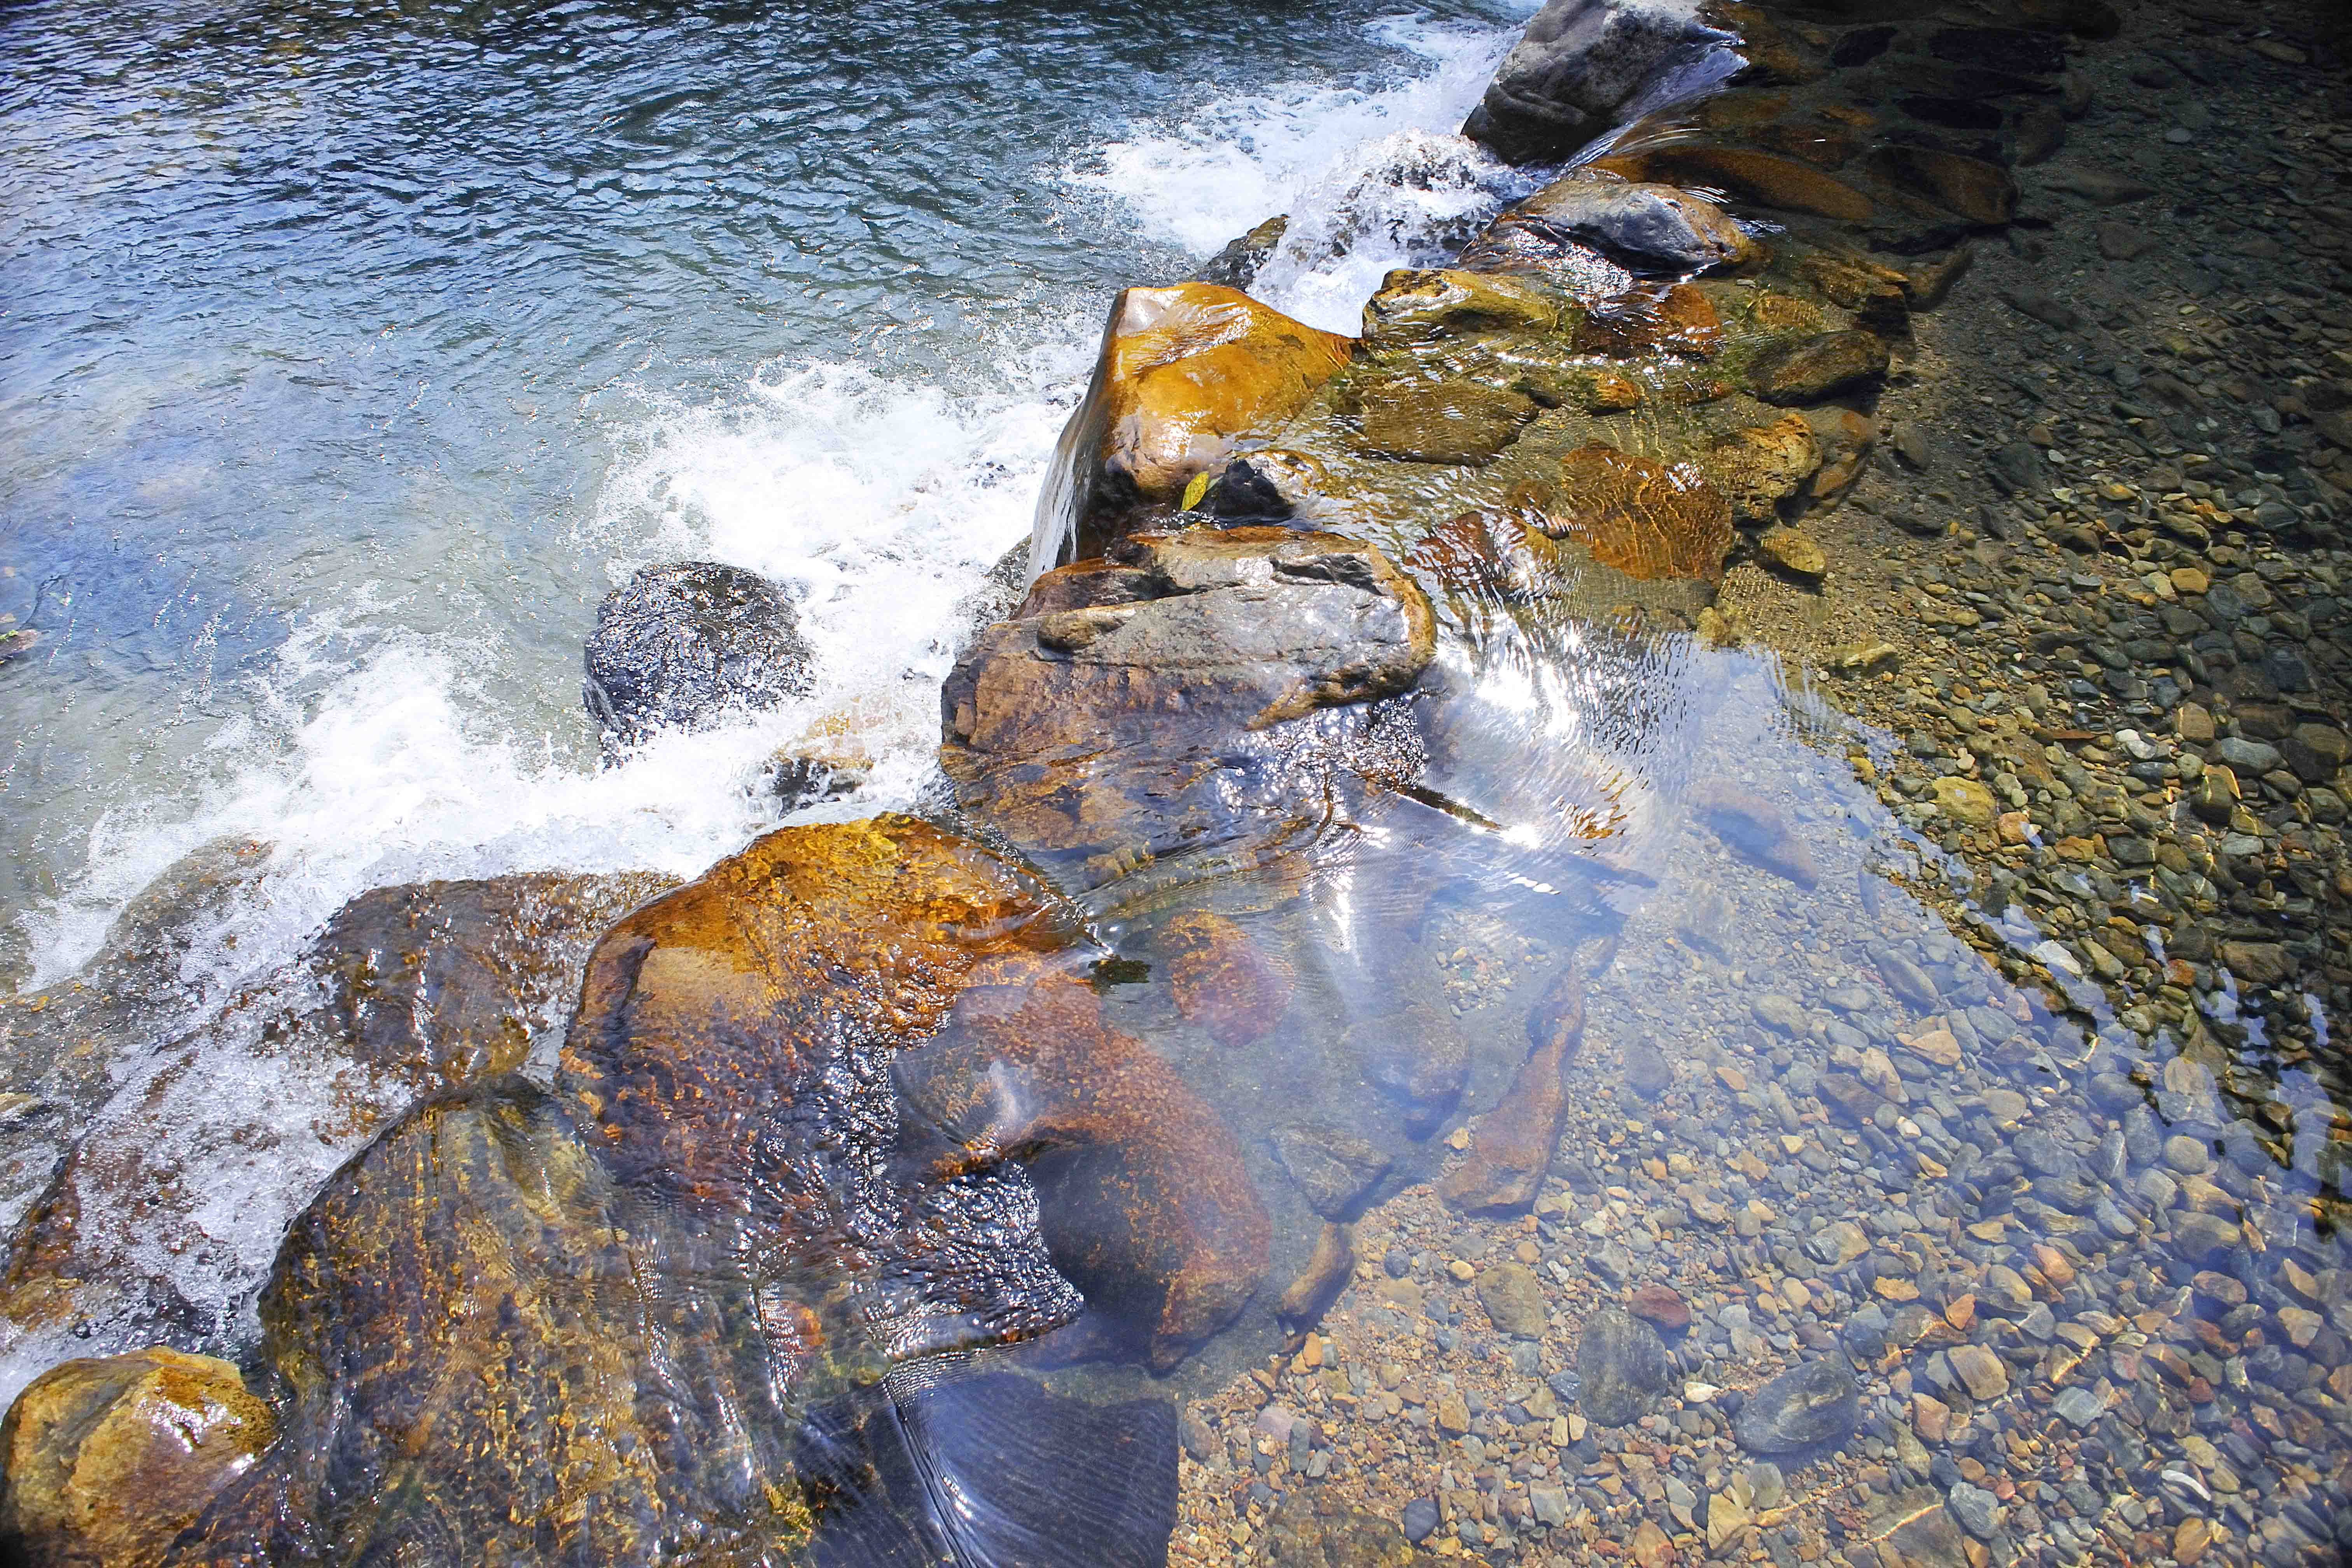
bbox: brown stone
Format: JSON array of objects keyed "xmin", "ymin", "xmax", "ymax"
[
  {"xmin": 1538, "ymin": 444, "xmax": 1737, "ymax": 584},
  {"xmin": 1745, "ymin": 330, "xmax": 1891, "ymax": 405},
  {"xmin": 1796, "ymin": 250, "xmax": 1911, "ymax": 328},
  {"xmin": 1159, "ymin": 911, "xmax": 1293, "ymax": 1048},
  {"xmin": 1867, "ymin": 145, "xmax": 2018, "ymax": 225},
  {"xmin": 1276, "ymin": 1222, "xmax": 1356, "ymax": 1331},
  {"xmin": 1439, "ymin": 952, "xmax": 1600, "ymax": 1212},
  {"xmin": 940, "ymin": 528, "xmax": 1435, "ymax": 879},
  {"xmin": 1590, "ymin": 145, "xmax": 1875, "ymax": 224},
  {"xmin": 1803, "ymin": 405, "xmax": 1876, "ymax": 498},
  {"xmin": 1628, "ymin": 1282, "xmax": 1692, "ymax": 1332},
  {"xmin": 0, "ymin": 1348, "xmax": 274, "ymax": 1568},
  {"xmin": 1571, "ymin": 283, "xmax": 1724, "ymax": 359},
  {"xmin": 1697, "ymin": 413, "xmax": 1823, "ymax": 523}
]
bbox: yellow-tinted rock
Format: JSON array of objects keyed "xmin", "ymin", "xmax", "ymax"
[
  {"xmin": 1757, "ymin": 525, "xmax": 1827, "ymax": 580},
  {"xmin": 1699, "ymin": 413, "xmax": 1823, "ymax": 523},
  {"xmin": 1868, "ymin": 145, "xmax": 2018, "ymax": 226},
  {"xmin": 1930, "ymin": 777, "xmax": 1997, "ymax": 828},
  {"xmin": 1540, "ymin": 445, "xmax": 1736, "ymax": 584},
  {"xmin": 1038, "ymin": 284, "xmax": 1353, "ymax": 550},
  {"xmin": 1356, "ymin": 378, "xmax": 1539, "ymax": 464},
  {"xmin": 1361, "ymin": 268, "xmax": 1558, "ymax": 344},
  {"xmin": 1745, "ymin": 330, "xmax": 1890, "ymax": 405},
  {"xmin": 0, "ymin": 1348, "xmax": 274, "ymax": 1568}
]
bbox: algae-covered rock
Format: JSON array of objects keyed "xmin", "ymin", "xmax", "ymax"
[
  {"xmin": 1357, "ymin": 379, "xmax": 1540, "ymax": 464},
  {"xmin": 1440, "ymin": 952, "xmax": 1600, "ymax": 1213},
  {"xmin": 1034, "ymin": 284, "xmax": 1353, "ymax": 564},
  {"xmin": 942, "ymin": 528, "xmax": 1434, "ymax": 882},
  {"xmin": 0, "ymin": 1348, "xmax": 273, "ymax": 1568},
  {"xmin": 1698, "ymin": 413, "xmax": 1823, "ymax": 524},
  {"xmin": 1592, "ymin": 145, "xmax": 1876, "ymax": 224}
]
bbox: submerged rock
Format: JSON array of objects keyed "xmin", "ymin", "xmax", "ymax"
[
  {"xmin": 1440, "ymin": 948, "xmax": 1605, "ymax": 1213},
  {"xmin": 941, "ymin": 527, "xmax": 1434, "ymax": 884},
  {"xmin": 1539, "ymin": 444, "xmax": 1737, "ymax": 585},
  {"xmin": 0, "ymin": 1347, "xmax": 273, "ymax": 1568},
  {"xmin": 1734, "ymin": 1357, "xmax": 1859, "ymax": 1454},
  {"xmin": 1578, "ymin": 1306, "xmax": 1673, "ymax": 1425},
  {"xmin": 894, "ymin": 953, "xmax": 1270, "ymax": 1372},
  {"xmin": 0, "ymin": 869, "xmax": 673, "ymax": 1357},
  {"xmin": 583, "ymin": 561, "xmax": 813, "ymax": 747},
  {"xmin": 1159, "ymin": 911, "xmax": 1294, "ymax": 1048}
]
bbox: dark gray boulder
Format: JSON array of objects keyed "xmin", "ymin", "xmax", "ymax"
[
  {"xmin": 1462, "ymin": 0, "xmax": 1744, "ymax": 164},
  {"xmin": 583, "ymin": 562, "xmax": 813, "ymax": 747}
]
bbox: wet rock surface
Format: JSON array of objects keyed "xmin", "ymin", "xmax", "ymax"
[
  {"xmin": 940, "ymin": 526, "xmax": 1434, "ymax": 884},
  {"xmin": 129, "ymin": 818, "xmax": 1197, "ymax": 1563},
  {"xmin": 583, "ymin": 560, "xmax": 813, "ymax": 747},
  {"xmin": 0, "ymin": 1347, "xmax": 273, "ymax": 1568}
]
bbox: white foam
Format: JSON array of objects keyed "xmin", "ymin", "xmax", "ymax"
[
  {"xmin": 1073, "ymin": 11, "xmax": 1540, "ymax": 336},
  {"xmin": 27, "ymin": 346, "xmax": 1089, "ymax": 1000}
]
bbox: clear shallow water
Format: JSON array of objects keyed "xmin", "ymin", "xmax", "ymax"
[{"xmin": 0, "ymin": 0, "xmax": 1531, "ymax": 989}]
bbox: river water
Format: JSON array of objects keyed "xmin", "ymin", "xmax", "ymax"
[
  {"xmin": 7, "ymin": 0, "xmax": 2351, "ymax": 1561},
  {"xmin": 0, "ymin": 0, "xmax": 1530, "ymax": 993}
]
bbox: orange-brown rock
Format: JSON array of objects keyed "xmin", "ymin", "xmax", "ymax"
[
  {"xmin": 1276, "ymin": 1222, "xmax": 1357, "ymax": 1331},
  {"xmin": 1590, "ymin": 145, "xmax": 1875, "ymax": 224},
  {"xmin": 1571, "ymin": 283, "xmax": 1723, "ymax": 359},
  {"xmin": 1744, "ymin": 329, "xmax": 1890, "ymax": 405},
  {"xmin": 1796, "ymin": 250, "xmax": 1912, "ymax": 329},
  {"xmin": 1695, "ymin": 414, "xmax": 1824, "ymax": 525},
  {"xmin": 162, "ymin": 817, "xmax": 1179, "ymax": 1562},
  {"xmin": 0, "ymin": 1348, "xmax": 273, "ymax": 1568},
  {"xmin": 1538, "ymin": 445, "xmax": 1737, "ymax": 584},
  {"xmin": 1034, "ymin": 284, "xmax": 1353, "ymax": 561},
  {"xmin": 1802, "ymin": 405, "xmax": 1877, "ymax": 499},
  {"xmin": 941, "ymin": 528, "xmax": 1435, "ymax": 882},
  {"xmin": 898, "ymin": 955, "xmax": 1270, "ymax": 1371},
  {"xmin": 1158, "ymin": 911, "xmax": 1293, "ymax": 1048}
]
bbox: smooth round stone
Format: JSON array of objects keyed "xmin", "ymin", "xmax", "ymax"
[{"xmin": 2164, "ymin": 1133, "xmax": 2212, "ymax": 1174}]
